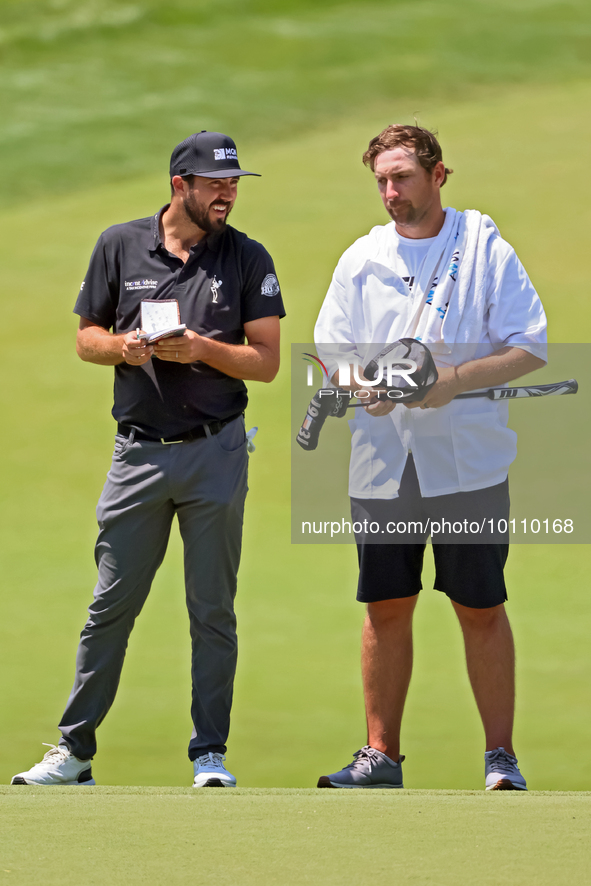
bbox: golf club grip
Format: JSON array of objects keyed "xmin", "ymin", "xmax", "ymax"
[{"xmin": 455, "ymin": 379, "xmax": 578, "ymax": 400}]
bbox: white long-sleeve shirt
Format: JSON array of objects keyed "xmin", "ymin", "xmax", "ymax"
[{"xmin": 314, "ymin": 210, "xmax": 547, "ymax": 499}]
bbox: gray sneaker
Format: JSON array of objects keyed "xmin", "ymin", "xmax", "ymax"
[
  {"xmin": 485, "ymin": 747, "xmax": 527, "ymax": 791},
  {"xmin": 317, "ymin": 746, "xmax": 404, "ymax": 789}
]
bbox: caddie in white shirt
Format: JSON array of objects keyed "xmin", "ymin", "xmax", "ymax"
[{"xmin": 314, "ymin": 125, "xmax": 547, "ymax": 791}]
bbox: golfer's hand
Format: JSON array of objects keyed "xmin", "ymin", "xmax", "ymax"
[
  {"xmin": 406, "ymin": 366, "xmax": 463, "ymax": 409},
  {"xmin": 122, "ymin": 330, "xmax": 154, "ymax": 365},
  {"xmin": 153, "ymin": 329, "xmax": 202, "ymax": 364}
]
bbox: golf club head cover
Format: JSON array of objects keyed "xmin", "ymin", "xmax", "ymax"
[
  {"xmin": 296, "ymin": 388, "xmax": 350, "ymax": 451},
  {"xmin": 364, "ymin": 338, "xmax": 439, "ymax": 403}
]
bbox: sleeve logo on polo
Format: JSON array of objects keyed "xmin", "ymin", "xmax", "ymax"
[
  {"xmin": 261, "ymin": 274, "xmax": 280, "ymax": 296},
  {"xmin": 124, "ymin": 279, "xmax": 158, "ymax": 291},
  {"xmin": 213, "ymin": 148, "xmax": 238, "ymax": 161}
]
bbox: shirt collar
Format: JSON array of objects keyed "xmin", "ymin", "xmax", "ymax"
[{"xmin": 150, "ymin": 205, "xmax": 168, "ymax": 251}]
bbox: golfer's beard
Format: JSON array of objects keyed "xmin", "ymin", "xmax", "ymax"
[{"xmin": 183, "ymin": 194, "xmax": 232, "ymax": 233}]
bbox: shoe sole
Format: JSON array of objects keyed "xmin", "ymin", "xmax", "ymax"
[
  {"xmin": 486, "ymin": 779, "xmax": 527, "ymax": 791},
  {"xmin": 11, "ymin": 777, "xmax": 96, "ymax": 786},
  {"xmin": 193, "ymin": 777, "xmax": 236, "ymax": 788},
  {"xmin": 317, "ymin": 776, "xmax": 402, "ymax": 789}
]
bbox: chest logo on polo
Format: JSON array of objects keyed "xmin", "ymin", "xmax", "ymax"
[
  {"xmin": 125, "ymin": 279, "xmax": 158, "ymax": 291},
  {"xmin": 261, "ymin": 274, "xmax": 280, "ymax": 297},
  {"xmin": 211, "ymin": 275, "xmax": 222, "ymax": 303}
]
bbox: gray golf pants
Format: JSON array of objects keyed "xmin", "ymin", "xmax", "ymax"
[{"xmin": 58, "ymin": 417, "xmax": 248, "ymax": 762}]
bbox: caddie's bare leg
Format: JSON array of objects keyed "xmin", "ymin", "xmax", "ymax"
[
  {"xmin": 452, "ymin": 601, "xmax": 515, "ymax": 754},
  {"xmin": 362, "ymin": 594, "xmax": 418, "ymax": 763}
]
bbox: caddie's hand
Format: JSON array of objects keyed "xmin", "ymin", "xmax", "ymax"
[
  {"xmin": 406, "ymin": 366, "xmax": 463, "ymax": 409},
  {"xmin": 122, "ymin": 330, "xmax": 154, "ymax": 365},
  {"xmin": 363, "ymin": 388, "xmax": 396, "ymax": 417},
  {"xmin": 153, "ymin": 329, "xmax": 203, "ymax": 364}
]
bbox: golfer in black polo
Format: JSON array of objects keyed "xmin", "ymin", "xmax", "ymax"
[{"xmin": 12, "ymin": 132, "xmax": 285, "ymax": 788}]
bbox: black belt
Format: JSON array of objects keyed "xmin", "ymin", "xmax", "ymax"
[{"xmin": 117, "ymin": 417, "xmax": 238, "ymax": 445}]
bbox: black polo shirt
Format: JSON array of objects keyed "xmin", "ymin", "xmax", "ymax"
[{"xmin": 74, "ymin": 207, "xmax": 285, "ymax": 437}]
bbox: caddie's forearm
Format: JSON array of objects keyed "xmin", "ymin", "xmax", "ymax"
[
  {"xmin": 196, "ymin": 336, "xmax": 279, "ymax": 383},
  {"xmin": 455, "ymin": 346, "xmax": 546, "ymax": 393},
  {"xmin": 76, "ymin": 325, "xmax": 126, "ymax": 365}
]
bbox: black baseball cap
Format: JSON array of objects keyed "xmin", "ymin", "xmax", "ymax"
[{"xmin": 169, "ymin": 131, "xmax": 260, "ymax": 179}]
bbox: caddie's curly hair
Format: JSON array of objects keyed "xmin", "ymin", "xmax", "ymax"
[{"xmin": 363, "ymin": 124, "xmax": 453, "ymax": 186}]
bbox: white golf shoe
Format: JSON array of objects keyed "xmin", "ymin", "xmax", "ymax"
[
  {"xmin": 485, "ymin": 747, "xmax": 527, "ymax": 791},
  {"xmin": 192, "ymin": 752, "xmax": 236, "ymax": 788},
  {"xmin": 11, "ymin": 743, "xmax": 95, "ymax": 786}
]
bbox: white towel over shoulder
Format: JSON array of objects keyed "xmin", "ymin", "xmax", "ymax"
[{"xmin": 412, "ymin": 209, "xmax": 500, "ymax": 351}]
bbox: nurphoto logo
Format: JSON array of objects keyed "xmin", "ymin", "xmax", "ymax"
[
  {"xmin": 301, "ymin": 352, "xmax": 418, "ymax": 394},
  {"xmin": 302, "ymin": 353, "xmax": 329, "ymax": 387}
]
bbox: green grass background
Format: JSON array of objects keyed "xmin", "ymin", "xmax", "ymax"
[{"xmin": 1, "ymin": 0, "xmax": 590, "ymax": 804}]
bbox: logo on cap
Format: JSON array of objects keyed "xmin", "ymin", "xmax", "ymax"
[{"xmin": 213, "ymin": 148, "xmax": 238, "ymax": 161}]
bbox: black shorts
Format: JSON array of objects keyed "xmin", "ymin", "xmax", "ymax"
[{"xmin": 352, "ymin": 456, "xmax": 509, "ymax": 609}]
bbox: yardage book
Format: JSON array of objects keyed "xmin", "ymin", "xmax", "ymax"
[{"xmin": 139, "ymin": 298, "xmax": 186, "ymax": 343}]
